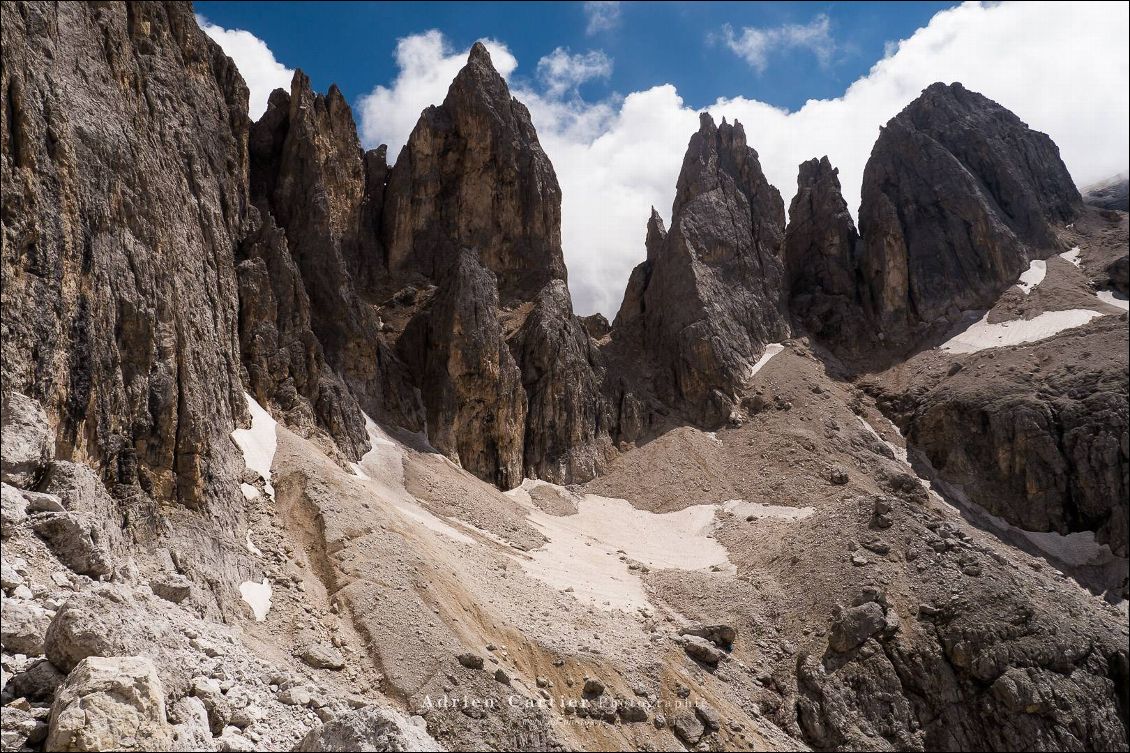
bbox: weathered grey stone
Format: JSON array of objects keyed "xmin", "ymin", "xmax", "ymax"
[
  {"xmin": 46, "ymin": 656, "xmax": 172, "ymax": 752},
  {"xmin": 828, "ymin": 602, "xmax": 887, "ymax": 653},
  {"xmin": 1, "ymin": 599, "xmax": 51, "ymax": 655},
  {"xmin": 682, "ymin": 634, "xmax": 727, "ymax": 665},
  {"xmin": 295, "ymin": 705, "xmax": 442, "ymax": 752},
  {"xmin": 0, "ymin": 393, "xmax": 53, "ymax": 489}
]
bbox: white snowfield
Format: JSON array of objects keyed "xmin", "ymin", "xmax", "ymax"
[
  {"xmin": 352, "ymin": 412, "xmax": 476, "ymax": 545},
  {"xmin": 231, "ymin": 393, "xmax": 277, "ymax": 499},
  {"xmin": 239, "ymin": 578, "xmax": 272, "ymax": 621},
  {"xmin": 940, "ymin": 309, "xmax": 1104, "ymax": 354},
  {"xmin": 1097, "ymin": 290, "xmax": 1130, "ymax": 311},
  {"xmin": 505, "ymin": 480, "xmax": 811, "ymax": 611},
  {"xmin": 507, "ymin": 482, "xmax": 732, "ymax": 611},
  {"xmin": 747, "ymin": 343, "xmax": 785, "ymax": 381},
  {"xmin": 1059, "ymin": 246, "xmax": 1082, "ymax": 268},
  {"xmin": 1016, "ymin": 259, "xmax": 1047, "ymax": 294}
]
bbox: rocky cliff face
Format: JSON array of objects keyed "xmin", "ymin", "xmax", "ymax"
[
  {"xmin": 783, "ymin": 157, "xmax": 864, "ymax": 357},
  {"xmin": 895, "ymin": 319, "xmax": 1129, "ymax": 559},
  {"xmin": 854, "ymin": 82, "xmax": 1082, "ymax": 355},
  {"xmin": 396, "ymin": 251, "xmax": 527, "ymax": 488},
  {"xmin": 611, "ymin": 115, "xmax": 789, "ymax": 428},
  {"xmin": 1, "ymin": 1, "xmax": 249, "ymax": 511},
  {"xmin": 246, "ymin": 74, "xmax": 422, "ymax": 459},
  {"xmin": 380, "ymin": 43, "xmax": 610, "ymax": 486},
  {"xmin": 382, "ymin": 42, "xmax": 566, "ymax": 304}
]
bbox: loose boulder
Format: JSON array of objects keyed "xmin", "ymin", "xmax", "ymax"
[
  {"xmin": 46, "ymin": 656, "xmax": 172, "ymax": 752},
  {"xmin": 295, "ymin": 705, "xmax": 442, "ymax": 752}
]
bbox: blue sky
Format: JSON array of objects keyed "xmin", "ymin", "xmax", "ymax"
[
  {"xmin": 196, "ymin": 2, "xmax": 1129, "ymax": 317},
  {"xmin": 196, "ymin": 1, "xmax": 953, "ymax": 112}
]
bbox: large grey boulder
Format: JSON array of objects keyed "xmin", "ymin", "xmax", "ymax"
[
  {"xmin": 46, "ymin": 656, "xmax": 172, "ymax": 752},
  {"xmin": 1, "ymin": 598, "xmax": 51, "ymax": 656}
]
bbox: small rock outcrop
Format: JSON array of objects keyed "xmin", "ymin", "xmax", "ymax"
[{"xmin": 296, "ymin": 706, "xmax": 442, "ymax": 752}]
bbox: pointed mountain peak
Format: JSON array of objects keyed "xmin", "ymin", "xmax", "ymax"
[
  {"xmin": 445, "ymin": 40, "xmax": 512, "ymax": 115},
  {"xmin": 645, "ymin": 207, "xmax": 667, "ymax": 261},
  {"xmin": 468, "ymin": 40, "xmax": 493, "ymax": 67}
]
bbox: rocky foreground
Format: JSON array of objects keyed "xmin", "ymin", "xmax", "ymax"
[{"xmin": 1, "ymin": 2, "xmax": 1127, "ymax": 752}]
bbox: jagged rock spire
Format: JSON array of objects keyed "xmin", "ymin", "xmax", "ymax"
[
  {"xmin": 783, "ymin": 156, "xmax": 863, "ymax": 355},
  {"xmin": 610, "ymin": 112, "xmax": 790, "ymax": 429},
  {"xmin": 382, "ymin": 42, "xmax": 567, "ymax": 303}
]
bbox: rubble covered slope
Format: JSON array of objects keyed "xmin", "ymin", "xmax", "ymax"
[{"xmin": 1, "ymin": 3, "xmax": 1128, "ymax": 753}]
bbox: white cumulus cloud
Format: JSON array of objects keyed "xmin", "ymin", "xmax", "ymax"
[
  {"xmin": 196, "ymin": 15, "xmax": 294, "ymax": 118},
  {"xmin": 718, "ymin": 14, "xmax": 836, "ymax": 73},
  {"xmin": 584, "ymin": 2, "xmax": 622, "ymax": 36},
  {"xmin": 356, "ymin": 30, "xmax": 517, "ymax": 161},
  {"xmin": 537, "ymin": 48, "xmax": 613, "ymax": 98}
]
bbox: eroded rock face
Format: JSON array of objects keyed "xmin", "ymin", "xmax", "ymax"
[
  {"xmin": 236, "ymin": 206, "xmax": 371, "ymax": 459},
  {"xmin": 797, "ymin": 584, "xmax": 1128, "ymax": 752},
  {"xmin": 247, "ymin": 74, "xmax": 422, "ymax": 449},
  {"xmin": 612, "ymin": 114, "xmax": 789, "ymax": 427},
  {"xmin": 855, "ymin": 83, "xmax": 1082, "ymax": 355},
  {"xmin": 512, "ymin": 281, "xmax": 613, "ymax": 483},
  {"xmin": 382, "ymin": 42, "xmax": 566, "ymax": 304},
  {"xmin": 397, "ymin": 251, "xmax": 527, "ymax": 488},
  {"xmin": 784, "ymin": 157, "xmax": 866, "ymax": 357},
  {"xmin": 901, "ymin": 323, "xmax": 1129, "ymax": 557},
  {"xmin": 1, "ymin": 1, "xmax": 250, "ymax": 510}
]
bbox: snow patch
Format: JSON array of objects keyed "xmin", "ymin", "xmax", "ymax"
[
  {"xmin": 939, "ymin": 309, "xmax": 1104, "ymax": 354},
  {"xmin": 1097, "ymin": 290, "xmax": 1130, "ymax": 311},
  {"xmin": 231, "ymin": 394, "xmax": 277, "ymax": 498},
  {"xmin": 1016, "ymin": 259, "xmax": 1047, "ymax": 294},
  {"xmin": 506, "ymin": 480, "xmax": 810, "ymax": 612},
  {"xmin": 245, "ymin": 530, "xmax": 262, "ymax": 557},
  {"xmin": 747, "ymin": 343, "xmax": 785, "ymax": 380},
  {"xmin": 239, "ymin": 579, "xmax": 272, "ymax": 621},
  {"xmin": 240, "ymin": 483, "xmax": 260, "ymax": 501},
  {"xmin": 1059, "ymin": 246, "xmax": 1082, "ymax": 267},
  {"xmin": 514, "ymin": 490, "xmax": 732, "ymax": 611},
  {"xmin": 351, "ymin": 413, "xmax": 475, "ymax": 546}
]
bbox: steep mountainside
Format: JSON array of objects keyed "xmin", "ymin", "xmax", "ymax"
[
  {"xmin": 608, "ymin": 114, "xmax": 790, "ymax": 432},
  {"xmin": 1, "ymin": 5, "xmax": 1126, "ymax": 753},
  {"xmin": 790, "ymin": 82, "xmax": 1084, "ymax": 362},
  {"xmin": 1, "ymin": 0, "xmax": 249, "ymax": 513}
]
